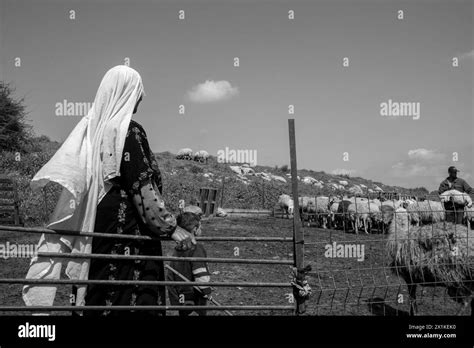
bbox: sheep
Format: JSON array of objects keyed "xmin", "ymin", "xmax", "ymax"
[
  {"xmin": 336, "ymin": 199, "xmax": 354, "ymax": 231},
  {"xmin": 339, "ymin": 180, "xmax": 349, "ymax": 186},
  {"xmin": 348, "ymin": 185, "xmax": 363, "ymax": 195},
  {"xmin": 241, "ymin": 166, "xmax": 255, "ymax": 175},
  {"xmin": 302, "ymin": 176, "xmax": 318, "ymax": 185},
  {"xmin": 329, "ymin": 201, "xmax": 340, "ymax": 229},
  {"xmin": 440, "ymin": 189, "xmax": 473, "ymax": 207},
  {"xmin": 381, "ymin": 199, "xmax": 402, "ymax": 209},
  {"xmin": 402, "ymin": 198, "xmax": 417, "ymax": 207},
  {"xmin": 346, "ymin": 196, "xmax": 369, "ymax": 203},
  {"xmin": 346, "ymin": 203, "xmax": 367, "ymax": 233},
  {"xmin": 386, "ymin": 207, "xmax": 474, "ymax": 316},
  {"xmin": 369, "ymin": 198, "xmax": 382, "ymax": 207},
  {"xmin": 380, "ymin": 205, "xmax": 395, "ymax": 233},
  {"xmin": 299, "ymin": 196, "xmax": 316, "ymax": 225},
  {"xmin": 193, "ymin": 150, "xmax": 209, "ymax": 163},
  {"xmin": 299, "ymin": 196, "xmax": 332, "ymax": 228},
  {"xmin": 406, "ymin": 200, "xmax": 445, "ymax": 226},
  {"xmin": 347, "ymin": 202, "xmax": 381, "ymax": 234},
  {"xmin": 278, "ymin": 194, "xmax": 294, "ymax": 219},
  {"xmin": 374, "ymin": 185, "xmax": 383, "ymax": 192},
  {"xmin": 367, "ymin": 203, "xmax": 382, "ymax": 231},
  {"xmin": 176, "ymin": 148, "xmax": 194, "ymax": 160}
]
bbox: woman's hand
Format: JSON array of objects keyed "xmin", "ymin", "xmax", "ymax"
[{"xmin": 171, "ymin": 226, "xmax": 196, "ymax": 250}]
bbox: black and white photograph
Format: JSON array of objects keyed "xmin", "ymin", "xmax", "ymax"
[{"xmin": 0, "ymin": 0, "xmax": 473, "ymax": 345}]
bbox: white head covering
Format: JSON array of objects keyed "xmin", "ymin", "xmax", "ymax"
[{"xmin": 23, "ymin": 65, "xmax": 145, "ymax": 309}]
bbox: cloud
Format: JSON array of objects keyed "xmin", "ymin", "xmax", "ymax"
[
  {"xmin": 364, "ymin": 146, "xmax": 472, "ymax": 191},
  {"xmin": 407, "ymin": 148, "xmax": 445, "ymax": 161},
  {"xmin": 459, "ymin": 49, "xmax": 474, "ymax": 60},
  {"xmin": 387, "ymin": 148, "xmax": 473, "ymax": 190},
  {"xmin": 391, "ymin": 162, "xmax": 431, "ymax": 177},
  {"xmin": 187, "ymin": 80, "xmax": 239, "ymax": 103},
  {"xmin": 391, "ymin": 149, "xmax": 446, "ymax": 177}
]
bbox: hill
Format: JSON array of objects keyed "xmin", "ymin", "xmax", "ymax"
[
  {"xmin": 155, "ymin": 152, "xmax": 429, "ymax": 210},
  {"xmin": 0, "ymin": 139, "xmax": 429, "ymax": 226}
]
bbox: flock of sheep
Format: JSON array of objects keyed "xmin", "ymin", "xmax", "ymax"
[
  {"xmin": 278, "ymin": 190, "xmax": 474, "ymax": 315},
  {"xmin": 278, "ymin": 189, "xmax": 474, "ymax": 234}
]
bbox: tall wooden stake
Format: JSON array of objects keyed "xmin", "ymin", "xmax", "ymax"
[
  {"xmin": 288, "ymin": 119, "xmax": 303, "ymax": 268},
  {"xmin": 288, "ymin": 119, "xmax": 306, "ymax": 315}
]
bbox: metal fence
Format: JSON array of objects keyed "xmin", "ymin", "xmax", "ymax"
[
  {"xmin": 0, "ymin": 216, "xmax": 299, "ymax": 315},
  {"xmin": 0, "ymin": 119, "xmax": 309, "ymax": 316}
]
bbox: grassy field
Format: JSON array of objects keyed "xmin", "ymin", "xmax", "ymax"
[{"xmin": 0, "ymin": 215, "xmax": 469, "ymax": 316}]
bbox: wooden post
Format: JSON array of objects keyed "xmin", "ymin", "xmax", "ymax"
[
  {"xmin": 220, "ymin": 177, "xmax": 225, "ymax": 208},
  {"xmin": 12, "ymin": 179, "xmax": 20, "ymax": 226},
  {"xmin": 43, "ymin": 187, "xmax": 49, "ymax": 224},
  {"xmin": 199, "ymin": 188, "xmax": 219, "ymax": 217},
  {"xmin": 288, "ymin": 119, "xmax": 306, "ymax": 315},
  {"xmin": 288, "ymin": 119, "xmax": 303, "ymax": 268}
]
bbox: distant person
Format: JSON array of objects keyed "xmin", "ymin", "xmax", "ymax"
[
  {"xmin": 167, "ymin": 212, "xmax": 212, "ymax": 316},
  {"xmin": 438, "ymin": 166, "xmax": 473, "ymax": 224}
]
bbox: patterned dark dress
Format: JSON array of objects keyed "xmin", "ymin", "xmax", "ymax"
[{"xmin": 84, "ymin": 120, "xmax": 176, "ymax": 317}]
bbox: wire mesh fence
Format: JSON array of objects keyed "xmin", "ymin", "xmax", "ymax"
[
  {"xmin": 218, "ymin": 176, "xmax": 284, "ymax": 210},
  {"xmin": 298, "ymin": 192, "xmax": 474, "ymax": 316},
  {"xmin": 1, "ymin": 172, "xmax": 473, "ymax": 316}
]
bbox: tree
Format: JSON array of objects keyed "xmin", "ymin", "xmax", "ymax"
[{"xmin": 0, "ymin": 82, "xmax": 30, "ymax": 152}]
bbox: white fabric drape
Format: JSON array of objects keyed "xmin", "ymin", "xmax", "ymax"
[{"xmin": 22, "ymin": 65, "xmax": 145, "ymax": 309}]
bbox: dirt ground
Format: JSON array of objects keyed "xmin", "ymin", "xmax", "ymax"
[{"xmin": 0, "ymin": 216, "xmax": 470, "ymax": 316}]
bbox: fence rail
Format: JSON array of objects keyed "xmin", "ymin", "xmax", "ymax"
[
  {"xmin": 0, "ymin": 225, "xmax": 293, "ymax": 242},
  {"xmin": 0, "ymin": 305, "xmax": 295, "ymax": 312},
  {"xmin": 0, "ymin": 279, "xmax": 292, "ymax": 288},
  {"xmin": 34, "ymin": 252, "xmax": 294, "ymax": 265}
]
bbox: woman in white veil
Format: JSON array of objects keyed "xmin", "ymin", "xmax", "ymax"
[{"xmin": 23, "ymin": 65, "xmax": 194, "ymax": 316}]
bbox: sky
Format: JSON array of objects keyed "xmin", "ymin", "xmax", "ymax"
[{"xmin": 0, "ymin": 0, "xmax": 472, "ymax": 191}]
